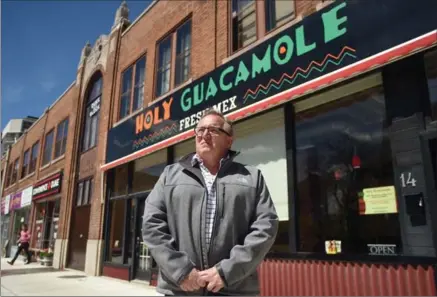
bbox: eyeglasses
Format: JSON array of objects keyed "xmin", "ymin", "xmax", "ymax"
[{"xmin": 194, "ymin": 126, "xmax": 231, "ymax": 137}]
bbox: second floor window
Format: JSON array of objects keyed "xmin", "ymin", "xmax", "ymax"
[
  {"xmin": 155, "ymin": 19, "xmax": 192, "ymax": 98},
  {"xmin": 175, "ymin": 20, "xmax": 192, "ymax": 86},
  {"xmin": 29, "ymin": 141, "xmax": 39, "ymax": 174},
  {"xmin": 156, "ymin": 36, "xmax": 172, "ymax": 97},
  {"xmin": 11, "ymin": 158, "xmax": 19, "ymax": 184},
  {"xmin": 54, "ymin": 118, "xmax": 69, "ymax": 158},
  {"xmin": 21, "ymin": 149, "xmax": 30, "ymax": 179},
  {"xmin": 42, "ymin": 130, "xmax": 54, "ymax": 166},
  {"xmin": 265, "ymin": 0, "xmax": 295, "ymax": 32},
  {"xmin": 6, "ymin": 163, "xmax": 13, "ymax": 186},
  {"xmin": 232, "ymin": 0, "xmax": 257, "ymax": 52},
  {"xmin": 83, "ymin": 77, "xmax": 102, "ymax": 151},
  {"xmin": 76, "ymin": 178, "xmax": 93, "ymax": 207},
  {"xmin": 119, "ymin": 56, "xmax": 146, "ymax": 119},
  {"xmin": 231, "ymin": 0, "xmax": 295, "ymax": 53}
]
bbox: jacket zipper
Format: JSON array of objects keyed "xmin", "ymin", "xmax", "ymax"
[
  {"xmin": 199, "ymin": 189, "xmax": 207, "ymax": 296},
  {"xmin": 208, "ymin": 180, "xmax": 221, "ymax": 261}
]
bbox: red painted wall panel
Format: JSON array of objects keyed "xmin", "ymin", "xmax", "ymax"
[
  {"xmin": 102, "ymin": 265, "xmax": 130, "ymax": 281},
  {"xmin": 258, "ymin": 259, "xmax": 436, "ymax": 296}
]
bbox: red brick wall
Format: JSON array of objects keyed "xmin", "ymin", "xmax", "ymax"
[
  {"xmin": 1, "ymin": 83, "xmax": 79, "ymax": 242},
  {"xmin": 112, "ymin": 0, "xmax": 225, "ymax": 124}
]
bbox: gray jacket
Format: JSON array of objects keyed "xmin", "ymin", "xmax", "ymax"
[{"xmin": 142, "ymin": 151, "xmax": 279, "ymax": 295}]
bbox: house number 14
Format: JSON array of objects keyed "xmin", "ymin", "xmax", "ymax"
[{"xmin": 400, "ymin": 172, "xmax": 417, "ymax": 188}]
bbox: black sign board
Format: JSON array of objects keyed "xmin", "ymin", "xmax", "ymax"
[
  {"xmin": 105, "ymin": 0, "xmax": 437, "ymax": 166},
  {"xmin": 32, "ymin": 172, "xmax": 63, "ymax": 201}
]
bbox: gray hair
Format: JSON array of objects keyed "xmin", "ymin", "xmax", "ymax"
[{"xmin": 200, "ymin": 108, "xmax": 234, "ymax": 136}]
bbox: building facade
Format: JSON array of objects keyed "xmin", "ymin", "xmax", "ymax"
[{"xmin": 2, "ymin": 0, "xmax": 437, "ymax": 294}]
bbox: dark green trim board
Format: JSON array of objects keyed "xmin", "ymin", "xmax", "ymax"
[{"xmin": 103, "ymin": 0, "xmax": 437, "ymax": 170}]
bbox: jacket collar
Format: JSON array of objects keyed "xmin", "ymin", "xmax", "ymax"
[{"xmin": 179, "ymin": 149, "xmax": 240, "ymax": 171}]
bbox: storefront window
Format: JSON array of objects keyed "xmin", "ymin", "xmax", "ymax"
[
  {"xmin": 107, "ymin": 198, "xmax": 126, "ymax": 264},
  {"xmin": 34, "ymin": 202, "xmax": 47, "ymax": 249},
  {"xmin": 48, "ymin": 200, "xmax": 60, "ymax": 250},
  {"xmin": 295, "ymin": 86, "xmax": 402, "ymax": 255},
  {"xmin": 232, "ymin": 108, "xmax": 289, "ymax": 253},
  {"xmin": 132, "ymin": 149, "xmax": 167, "ymax": 193},
  {"xmin": 174, "ymin": 138, "xmax": 195, "ymax": 161},
  {"xmin": 111, "ymin": 164, "xmax": 128, "ymax": 197},
  {"xmin": 11, "ymin": 206, "xmax": 31, "ymax": 243},
  {"xmin": 425, "ymin": 49, "xmax": 437, "ymax": 120}
]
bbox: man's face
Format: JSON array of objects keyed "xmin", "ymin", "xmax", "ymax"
[{"xmin": 195, "ymin": 114, "xmax": 233, "ymax": 159}]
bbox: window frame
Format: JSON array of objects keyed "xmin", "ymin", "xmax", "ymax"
[
  {"xmin": 29, "ymin": 141, "xmax": 39, "ymax": 174},
  {"xmin": 264, "ymin": 0, "xmax": 296, "ymax": 34},
  {"xmin": 6, "ymin": 162, "xmax": 13, "ymax": 187},
  {"xmin": 11, "ymin": 158, "xmax": 19, "ymax": 184},
  {"xmin": 174, "ymin": 19, "xmax": 192, "ymax": 87},
  {"xmin": 76, "ymin": 177, "xmax": 94, "ymax": 207},
  {"xmin": 230, "ymin": 0, "xmax": 259, "ymax": 54},
  {"xmin": 54, "ymin": 117, "xmax": 69, "ymax": 159},
  {"xmin": 42, "ymin": 129, "xmax": 55, "ymax": 166},
  {"xmin": 118, "ymin": 54, "xmax": 147, "ymax": 120},
  {"xmin": 229, "ymin": 0, "xmax": 296, "ymax": 54},
  {"xmin": 21, "ymin": 149, "xmax": 30, "ymax": 179},
  {"xmin": 155, "ymin": 35, "xmax": 173, "ymax": 98},
  {"xmin": 154, "ymin": 18, "xmax": 192, "ymax": 99},
  {"xmin": 82, "ymin": 76, "xmax": 102, "ymax": 152}
]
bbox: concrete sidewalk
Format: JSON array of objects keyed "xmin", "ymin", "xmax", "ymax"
[{"xmin": 1, "ymin": 258, "xmax": 161, "ymax": 296}]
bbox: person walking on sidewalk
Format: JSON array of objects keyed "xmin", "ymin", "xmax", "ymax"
[
  {"xmin": 7, "ymin": 223, "xmax": 32, "ymax": 265},
  {"xmin": 142, "ymin": 109, "xmax": 279, "ymax": 296}
]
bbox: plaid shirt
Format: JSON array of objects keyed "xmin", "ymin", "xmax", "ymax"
[{"xmin": 192, "ymin": 154, "xmax": 228, "ymax": 265}]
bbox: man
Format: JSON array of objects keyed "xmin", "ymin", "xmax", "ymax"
[{"xmin": 142, "ymin": 109, "xmax": 278, "ymax": 296}]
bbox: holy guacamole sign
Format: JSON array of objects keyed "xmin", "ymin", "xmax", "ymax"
[{"xmin": 105, "ymin": 0, "xmax": 437, "ymax": 164}]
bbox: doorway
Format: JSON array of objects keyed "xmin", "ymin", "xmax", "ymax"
[
  {"xmin": 131, "ymin": 192, "xmax": 156, "ymax": 281},
  {"xmin": 420, "ymin": 129, "xmax": 437, "ymax": 255},
  {"xmin": 67, "ymin": 178, "xmax": 93, "ymax": 271},
  {"xmin": 67, "ymin": 206, "xmax": 90, "ymax": 271}
]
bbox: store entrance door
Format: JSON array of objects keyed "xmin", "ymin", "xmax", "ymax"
[
  {"xmin": 132, "ymin": 192, "xmax": 154, "ymax": 281},
  {"xmin": 67, "ymin": 205, "xmax": 90, "ymax": 271},
  {"xmin": 421, "ymin": 129, "xmax": 437, "ymax": 254}
]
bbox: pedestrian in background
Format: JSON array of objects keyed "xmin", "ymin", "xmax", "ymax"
[
  {"xmin": 7, "ymin": 223, "xmax": 32, "ymax": 265},
  {"xmin": 142, "ymin": 109, "xmax": 279, "ymax": 296}
]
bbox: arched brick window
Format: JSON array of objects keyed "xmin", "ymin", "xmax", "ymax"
[{"xmin": 82, "ymin": 75, "xmax": 102, "ymax": 151}]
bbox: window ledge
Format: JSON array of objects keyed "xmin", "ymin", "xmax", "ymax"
[
  {"xmin": 39, "ymin": 162, "xmax": 51, "ymax": 171},
  {"xmin": 113, "ymin": 107, "xmax": 145, "ymax": 128},
  {"xmin": 316, "ymin": 0, "xmax": 334, "ymax": 11},
  {"xmin": 4, "ymin": 183, "xmax": 16, "ymax": 191},
  {"xmin": 51, "ymin": 155, "xmax": 65, "ymax": 165},
  {"xmin": 81, "ymin": 145, "xmax": 97, "ymax": 155},
  {"xmin": 19, "ymin": 172, "xmax": 36, "ymax": 183},
  {"xmin": 222, "ymin": 15, "xmax": 303, "ymax": 65},
  {"xmin": 152, "ymin": 78, "xmax": 193, "ymax": 106}
]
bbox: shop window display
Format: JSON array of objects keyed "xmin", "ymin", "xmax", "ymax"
[
  {"xmin": 33, "ymin": 201, "xmax": 59, "ymax": 251},
  {"xmin": 295, "ymin": 86, "xmax": 402, "ymax": 255}
]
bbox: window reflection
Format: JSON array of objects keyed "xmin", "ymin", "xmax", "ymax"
[
  {"xmin": 132, "ymin": 150, "xmax": 167, "ymax": 193},
  {"xmin": 107, "ymin": 199, "xmax": 125, "ymax": 264},
  {"xmin": 296, "ymin": 86, "xmax": 402, "ymax": 255}
]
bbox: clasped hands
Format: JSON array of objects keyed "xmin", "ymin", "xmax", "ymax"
[{"xmin": 180, "ymin": 267, "xmax": 224, "ymax": 293}]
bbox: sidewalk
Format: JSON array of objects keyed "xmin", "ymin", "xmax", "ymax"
[{"xmin": 1, "ymin": 258, "xmax": 162, "ymax": 296}]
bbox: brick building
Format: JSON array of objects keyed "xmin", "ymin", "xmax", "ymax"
[{"xmin": 2, "ymin": 0, "xmax": 437, "ymax": 294}]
